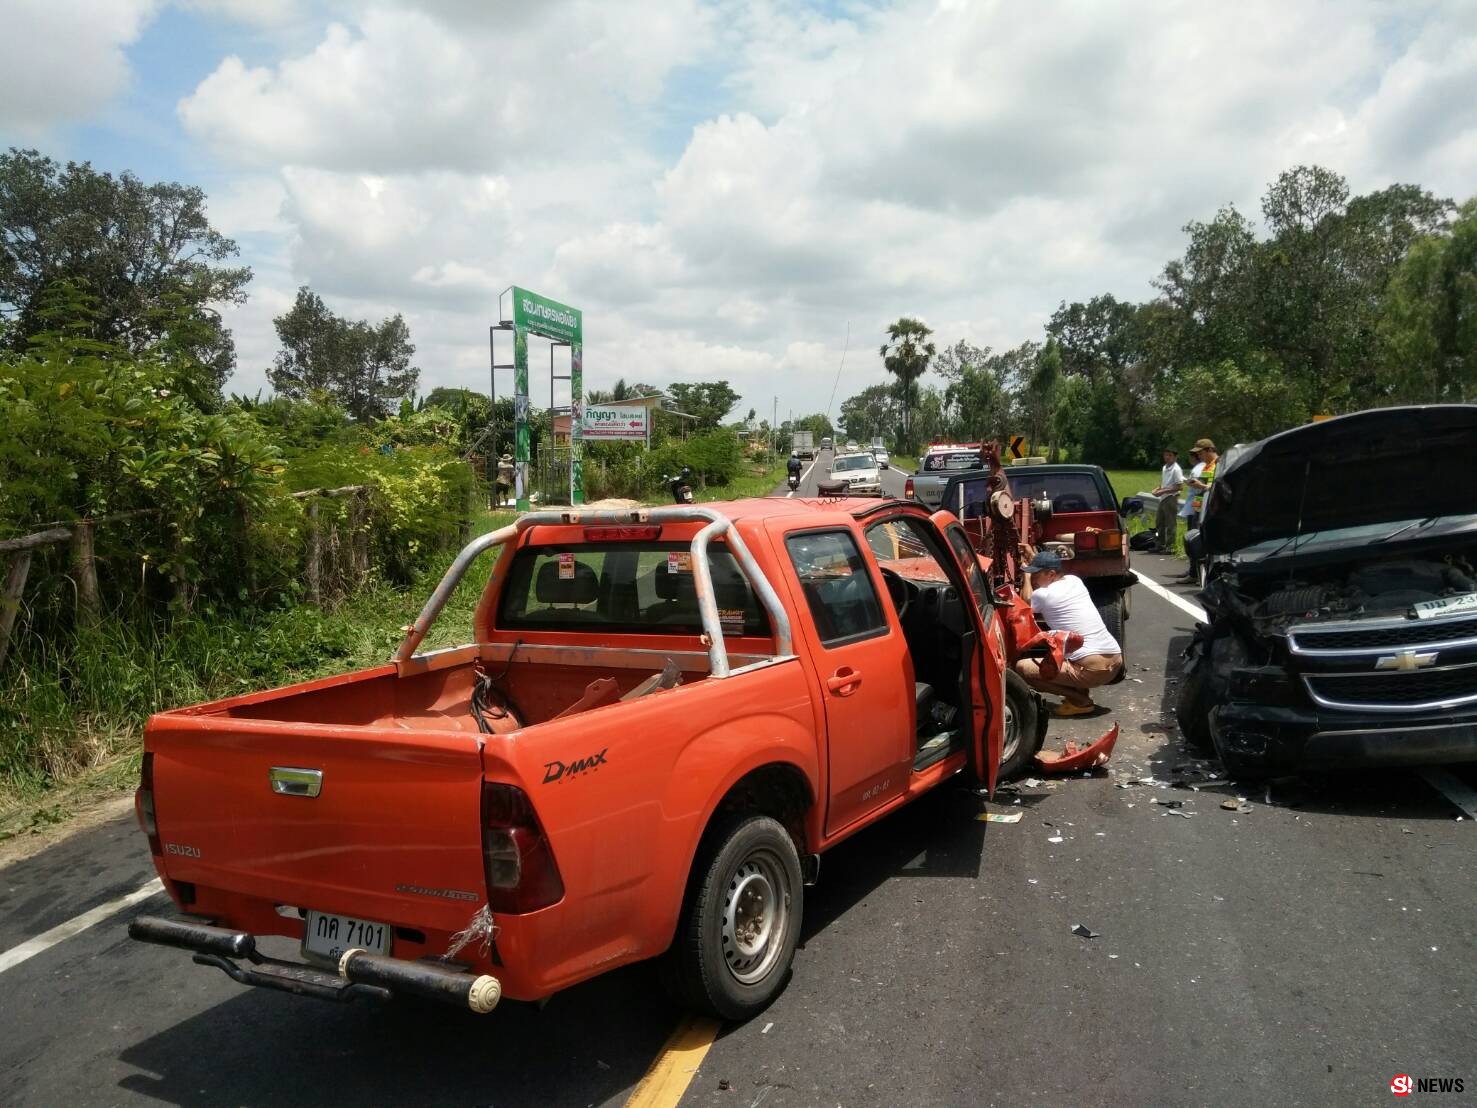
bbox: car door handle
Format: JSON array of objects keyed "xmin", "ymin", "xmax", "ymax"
[{"xmin": 827, "ymin": 667, "xmax": 862, "ymax": 696}]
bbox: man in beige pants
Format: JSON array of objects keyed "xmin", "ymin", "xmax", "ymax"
[{"xmin": 1015, "ymin": 549, "xmax": 1123, "ymax": 717}]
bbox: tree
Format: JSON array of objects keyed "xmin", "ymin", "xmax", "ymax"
[
  {"xmin": 667, "ymin": 380, "xmax": 741, "ymax": 429},
  {"xmin": 269, "ymin": 287, "xmax": 419, "ymax": 421},
  {"xmin": 1378, "ymin": 198, "xmax": 1477, "ymax": 402},
  {"xmin": 879, "ymin": 317, "xmax": 934, "ymax": 451},
  {"xmin": 838, "ymin": 384, "xmax": 899, "ymax": 443},
  {"xmin": 793, "ymin": 412, "xmax": 834, "ymax": 441},
  {"xmin": 0, "ymin": 148, "xmax": 252, "ymax": 398}
]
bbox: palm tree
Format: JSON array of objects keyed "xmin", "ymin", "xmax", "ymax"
[{"xmin": 880, "ymin": 317, "xmax": 935, "ymax": 451}]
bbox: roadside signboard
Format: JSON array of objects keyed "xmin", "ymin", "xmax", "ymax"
[
  {"xmin": 583, "ymin": 404, "xmax": 648, "ymax": 441},
  {"xmin": 499, "ymin": 285, "xmax": 585, "ymax": 507},
  {"xmin": 1008, "ymin": 434, "xmax": 1027, "ymax": 460}
]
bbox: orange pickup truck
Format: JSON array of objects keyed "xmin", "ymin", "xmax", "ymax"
[{"xmin": 129, "ymin": 497, "xmax": 1030, "ymax": 1021}]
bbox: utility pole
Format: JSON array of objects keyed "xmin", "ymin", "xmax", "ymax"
[{"xmin": 772, "ymin": 395, "xmax": 778, "ymax": 460}]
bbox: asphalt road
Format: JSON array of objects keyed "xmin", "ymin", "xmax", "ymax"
[{"xmin": 3, "ymin": 465, "xmax": 1475, "ymax": 1107}]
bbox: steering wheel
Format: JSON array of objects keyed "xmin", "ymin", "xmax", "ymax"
[{"xmin": 880, "ymin": 567, "xmax": 912, "ymax": 621}]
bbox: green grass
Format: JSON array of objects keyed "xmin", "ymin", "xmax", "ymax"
[
  {"xmin": 695, "ymin": 456, "xmax": 790, "ymax": 501},
  {"xmin": 1103, "ymin": 468, "xmax": 1190, "ymax": 556},
  {"xmin": 890, "ymin": 454, "xmax": 920, "ymax": 475}
]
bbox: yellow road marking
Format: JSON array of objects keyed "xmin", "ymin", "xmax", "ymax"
[{"xmin": 625, "ymin": 1015, "xmax": 722, "ymax": 1107}]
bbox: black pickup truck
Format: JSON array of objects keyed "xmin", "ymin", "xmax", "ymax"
[{"xmin": 1179, "ymin": 405, "xmax": 1477, "ymax": 778}]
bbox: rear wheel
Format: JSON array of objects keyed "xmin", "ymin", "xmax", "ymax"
[
  {"xmin": 661, "ymin": 814, "xmax": 802, "ymax": 1021},
  {"xmin": 1095, "ymin": 595, "xmax": 1125, "ymax": 652},
  {"xmin": 999, "ymin": 670, "xmax": 1045, "ymax": 781},
  {"xmin": 1176, "ymin": 640, "xmax": 1215, "ymax": 751}
]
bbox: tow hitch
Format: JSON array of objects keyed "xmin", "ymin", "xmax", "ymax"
[{"xmin": 128, "ymin": 916, "xmax": 503, "ymax": 1014}]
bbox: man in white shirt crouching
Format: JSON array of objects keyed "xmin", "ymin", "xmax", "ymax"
[{"xmin": 1015, "ymin": 548, "xmax": 1123, "ymax": 717}]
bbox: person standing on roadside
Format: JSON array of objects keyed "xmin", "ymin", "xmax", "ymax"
[
  {"xmin": 1178, "ymin": 438, "xmax": 1219, "ymax": 583},
  {"xmin": 1151, "ymin": 447, "xmax": 1183, "ymax": 553}
]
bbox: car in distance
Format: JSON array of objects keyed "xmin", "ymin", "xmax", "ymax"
[
  {"xmin": 1179, "ymin": 405, "xmax": 1477, "ymax": 779},
  {"xmin": 820, "ymin": 451, "xmax": 882, "ymax": 496},
  {"xmin": 873, "ymin": 447, "xmax": 891, "ymax": 469}
]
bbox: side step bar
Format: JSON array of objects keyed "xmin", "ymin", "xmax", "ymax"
[{"xmin": 129, "ymin": 916, "xmax": 502, "ymax": 1014}]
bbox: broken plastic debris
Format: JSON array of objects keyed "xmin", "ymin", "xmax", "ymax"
[
  {"xmin": 1027, "ymin": 878, "xmax": 1039, "ymax": 884},
  {"xmin": 762, "ymin": 1022, "xmax": 774, "ymax": 1034},
  {"xmin": 1047, "ymin": 835, "xmax": 1064, "ymax": 843},
  {"xmin": 1035, "ymin": 724, "xmax": 1120, "ymax": 773},
  {"xmin": 977, "ymin": 811, "xmax": 1024, "ymax": 824},
  {"xmin": 1071, "ymin": 923, "xmax": 1100, "ymax": 939},
  {"xmin": 1168, "ymin": 809, "xmax": 1195, "ymax": 818},
  {"xmin": 1156, "ymin": 799, "xmax": 1185, "ymax": 809},
  {"xmin": 1021, "ymin": 777, "xmax": 1046, "ymax": 787}
]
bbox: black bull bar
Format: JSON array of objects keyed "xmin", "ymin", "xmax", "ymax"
[{"xmin": 128, "ymin": 915, "xmax": 502, "ymax": 1013}]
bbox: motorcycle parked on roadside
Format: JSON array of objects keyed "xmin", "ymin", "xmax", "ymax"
[{"xmin": 665, "ymin": 466, "xmax": 695, "ymax": 504}]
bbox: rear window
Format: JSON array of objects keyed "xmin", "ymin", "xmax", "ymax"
[
  {"xmin": 1005, "ymin": 472, "xmax": 1112, "ymax": 513},
  {"xmin": 497, "ymin": 542, "xmax": 770, "ymax": 637},
  {"xmin": 832, "ymin": 455, "xmax": 875, "ymax": 472},
  {"xmin": 923, "ymin": 450, "xmax": 982, "ymax": 472}
]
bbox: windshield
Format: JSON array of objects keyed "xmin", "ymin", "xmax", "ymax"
[
  {"xmin": 832, "ymin": 455, "xmax": 875, "ymax": 472},
  {"xmin": 1005, "ymin": 472, "xmax": 1111, "ymax": 512},
  {"xmin": 498, "ymin": 542, "xmax": 770, "ymax": 637}
]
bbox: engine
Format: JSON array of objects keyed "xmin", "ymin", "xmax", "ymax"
[{"xmin": 1251, "ymin": 555, "xmax": 1477, "ymax": 624}]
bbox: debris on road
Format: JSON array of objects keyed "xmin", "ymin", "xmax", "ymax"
[
  {"xmin": 1047, "ymin": 835, "xmax": 1065, "ymax": 843},
  {"xmin": 977, "ymin": 811, "xmax": 1024, "ymax": 824},
  {"xmin": 1035, "ymin": 724, "xmax": 1120, "ymax": 773},
  {"xmin": 1071, "ymin": 924, "xmax": 1101, "ymax": 939},
  {"xmin": 1156, "ymin": 799, "xmax": 1185, "ymax": 809},
  {"xmin": 1220, "ymin": 798, "xmax": 1252, "ymax": 812}
]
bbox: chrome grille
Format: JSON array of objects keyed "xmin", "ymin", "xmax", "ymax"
[
  {"xmin": 1303, "ymin": 661, "xmax": 1477, "ymax": 712},
  {"xmin": 1289, "ymin": 615, "xmax": 1477, "ymax": 654}
]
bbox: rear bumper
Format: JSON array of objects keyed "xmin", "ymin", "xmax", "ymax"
[
  {"xmin": 1210, "ymin": 701, "xmax": 1477, "ymax": 771},
  {"xmin": 129, "ymin": 915, "xmax": 503, "ymax": 1012}
]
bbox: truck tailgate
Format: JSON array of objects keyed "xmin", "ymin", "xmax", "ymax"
[{"xmin": 146, "ymin": 715, "xmax": 488, "ymax": 934}]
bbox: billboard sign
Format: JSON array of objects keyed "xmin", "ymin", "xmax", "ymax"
[{"xmin": 583, "ymin": 404, "xmax": 648, "ymax": 441}]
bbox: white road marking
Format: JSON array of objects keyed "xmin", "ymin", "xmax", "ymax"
[
  {"xmin": 0, "ymin": 877, "xmax": 163, "ymax": 976},
  {"xmin": 1132, "ymin": 569, "xmax": 1207, "ymax": 624},
  {"xmin": 785, "ymin": 453, "xmax": 821, "ymax": 498},
  {"xmin": 1418, "ymin": 768, "xmax": 1477, "ymax": 821}
]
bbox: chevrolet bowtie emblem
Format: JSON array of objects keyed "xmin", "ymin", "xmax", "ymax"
[{"xmin": 1374, "ymin": 651, "xmax": 1438, "ymax": 672}]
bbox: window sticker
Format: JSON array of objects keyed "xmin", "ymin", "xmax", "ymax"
[
  {"xmin": 558, "ymin": 552, "xmax": 575, "ymax": 579},
  {"xmin": 667, "ymin": 551, "xmax": 692, "ymax": 574}
]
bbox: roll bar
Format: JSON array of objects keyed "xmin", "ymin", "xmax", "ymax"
[{"xmin": 392, "ymin": 507, "xmax": 794, "ymax": 677}]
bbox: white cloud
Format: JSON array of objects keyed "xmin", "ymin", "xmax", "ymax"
[
  {"xmin": 168, "ymin": 0, "xmax": 1477, "ymax": 417},
  {"xmin": 178, "ymin": 0, "xmax": 299, "ymax": 26},
  {"xmin": 0, "ymin": 0, "xmax": 158, "ymax": 132}
]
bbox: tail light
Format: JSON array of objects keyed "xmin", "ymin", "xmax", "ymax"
[
  {"xmin": 583, "ymin": 526, "xmax": 661, "ymax": 541},
  {"xmin": 904, "ymin": 477, "xmax": 915, "ymax": 499},
  {"xmin": 1075, "ymin": 531, "xmax": 1098, "ymax": 551},
  {"xmin": 1099, "ymin": 530, "xmax": 1122, "ymax": 551},
  {"xmin": 481, "ymin": 782, "xmax": 564, "ymax": 913},
  {"xmin": 136, "ymin": 752, "xmax": 162, "ymax": 856}
]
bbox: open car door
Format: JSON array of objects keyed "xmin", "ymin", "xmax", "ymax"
[{"xmin": 930, "ymin": 509, "xmax": 1005, "ymax": 794}]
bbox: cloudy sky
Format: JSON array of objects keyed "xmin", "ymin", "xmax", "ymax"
[{"xmin": 4, "ymin": 0, "xmax": 1476, "ymax": 421}]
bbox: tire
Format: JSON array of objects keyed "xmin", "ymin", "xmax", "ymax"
[
  {"xmin": 661, "ymin": 813, "xmax": 802, "ymax": 1021},
  {"xmin": 999, "ymin": 670, "xmax": 1045, "ymax": 781},
  {"xmin": 1095, "ymin": 595, "xmax": 1125, "ymax": 653},
  {"xmin": 1176, "ymin": 641, "xmax": 1215, "ymax": 751}
]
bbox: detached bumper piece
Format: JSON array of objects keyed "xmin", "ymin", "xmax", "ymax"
[{"xmin": 128, "ymin": 916, "xmax": 502, "ymax": 1014}]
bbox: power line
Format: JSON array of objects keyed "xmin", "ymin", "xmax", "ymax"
[{"xmin": 826, "ymin": 322, "xmax": 850, "ymax": 421}]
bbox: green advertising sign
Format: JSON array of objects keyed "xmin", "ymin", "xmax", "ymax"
[
  {"xmin": 502, "ymin": 285, "xmax": 583, "ymax": 509},
  {"xmin": 506, "ymin": 286, "xmax": 582, "ymax": 345}
]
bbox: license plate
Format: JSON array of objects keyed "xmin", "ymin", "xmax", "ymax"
[
  {"xmin": 1414, "ymin": 593, "xmax": 1477, "ymax": 620},
  {"xmin": 302, "ymin": 910, "xmax": 393, "ymax": 962}
]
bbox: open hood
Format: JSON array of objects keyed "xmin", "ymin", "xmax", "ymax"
[{"xmin": 1200, "ymin": 405, "xmax": 1477, "ymax": 555}]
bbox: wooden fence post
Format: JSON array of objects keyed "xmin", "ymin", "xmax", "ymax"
[
  {"xmin": 350, "ymin": 490, "xmax": 369, "ymax": 584},
  {"xmin": 71, "ymin": 520, "xmax": 99, "ymax": 623},
  {"xmin": 0, "ymin": 551, "xmax": 34, "ymax": 668},
  {"xmin": 306, "ymin": 499, "xmax": 322, "ymax": 606}
]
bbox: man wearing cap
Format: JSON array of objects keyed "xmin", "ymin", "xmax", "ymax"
[
  {"xmin": 1151, "ymin": 447, "xmax": 1184, "ymax": 553},
  {"xmin": 1016, "ymin": 548, "xmax": 1123, "ymax": 716},
  {"xmin": 1177, "ymin": 438, "xmax": 1219, "ymax": 583}
]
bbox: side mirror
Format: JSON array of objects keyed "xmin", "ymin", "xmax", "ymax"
[
  {"xmin": 1121, "ymin": 497, "xmax": 1143, "ymax": 515},
  {"xmin": 1185, "ymin": 528, "xmax": 1204, "ymax": 561}
]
